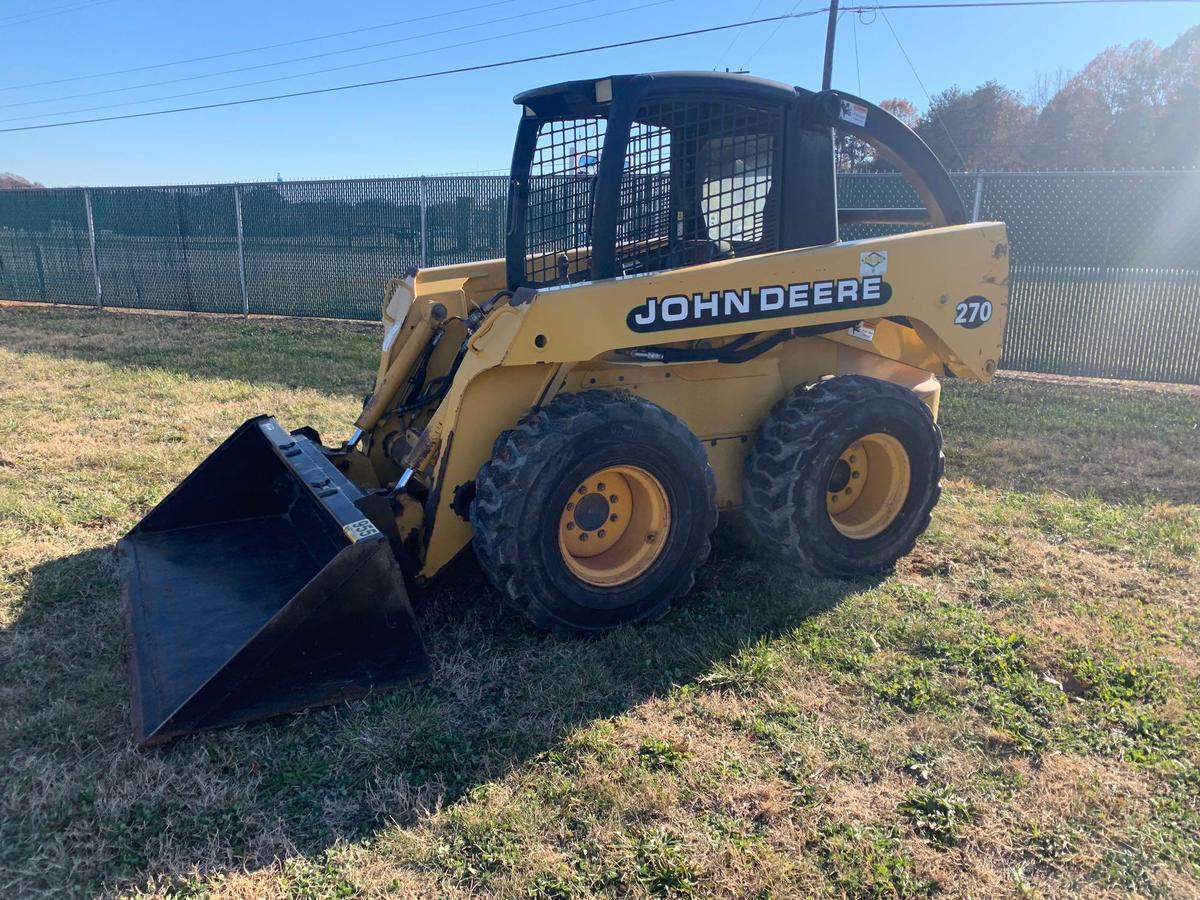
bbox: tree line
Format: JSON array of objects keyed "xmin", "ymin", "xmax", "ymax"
[{"xmin": 838, "ymin": 25, "xmax": 1199, "ymax": 172}]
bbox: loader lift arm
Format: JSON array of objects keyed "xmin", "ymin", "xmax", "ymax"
[{"xmin": 807, "ymin": 89, "xmax": 969, "ymax": 229}]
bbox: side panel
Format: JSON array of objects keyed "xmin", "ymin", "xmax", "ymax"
[
  {"xmin": 503, "ymin": 222, "xmax": 1008, "ymax": 381},
  {"xmin": 561, "ymin": 359, "xmax": 784, "ymax": 509},
  {"xmin": 417, "ymin": 222, "xmax": 1007, "ymax": 578}
]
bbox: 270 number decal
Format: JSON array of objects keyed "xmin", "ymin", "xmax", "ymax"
[{"xmin": 954, "ymin": 296, "xmax": 993, "ymax": 329}]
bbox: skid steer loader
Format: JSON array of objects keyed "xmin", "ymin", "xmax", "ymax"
[{"xmin": 119, "ymin": 72, "xmax": 1008, "ymax": 747}]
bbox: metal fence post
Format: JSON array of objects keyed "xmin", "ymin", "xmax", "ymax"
[
  {"xmin": 83, "ymin": 188, "xmax": 102, "ymax": 310},
  {"xmin": 419, "ymin": 176, "xmax": 428, "ymax": 267},
  {"xmin": 971, "ymin": 173, "xmax": 984, "ymax": 223},
  {"xmin": 233, "ymin": 184, "xmax": 249, "ymax": 317}
]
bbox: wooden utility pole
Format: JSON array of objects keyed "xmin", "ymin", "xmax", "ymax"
[{"xmin": 822, "ymin": 0, "xmax": 840, "ymax": 90}]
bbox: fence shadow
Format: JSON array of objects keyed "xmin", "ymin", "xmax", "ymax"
[{"xmin": 4, "ymin": 521, "xmax": 871, "ymax": 894}]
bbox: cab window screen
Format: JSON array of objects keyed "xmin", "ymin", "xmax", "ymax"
[
  {"xmin": 524, "ymin": 116, "xmax": 606, "ymax": 286},
  {"xmin": 700, "ymin": 134, "xmax": 774, "ymax": 243},
  {"xmin": 616, "ymin": 120, "xmax": 672, "ymax": 271},
  {"xmin": 615, "ymin": 98, "xmax": 782, "ymax": 278}
]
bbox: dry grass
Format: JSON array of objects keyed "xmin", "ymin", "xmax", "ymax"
[{"xmin": 1, "ymin": 306, "xmax": 1198, "ymax": 899}]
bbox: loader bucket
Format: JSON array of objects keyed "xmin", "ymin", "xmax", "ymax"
[{"xmin": 118, "ymin": 416, "xmax": 430, "ymax": 748}]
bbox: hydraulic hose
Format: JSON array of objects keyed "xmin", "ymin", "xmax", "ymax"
[{"xmin": 623, "ymin": 322, "xmax": 855, "ymax": 365}]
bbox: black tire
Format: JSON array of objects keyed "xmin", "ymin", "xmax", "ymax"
[
  {"xmin": 471, "ymin": 391, "xmax": 717, "ymax": 636},
  {"xmin": 742, "ymin": 375, "xmax": 943, "ymax": 577}
]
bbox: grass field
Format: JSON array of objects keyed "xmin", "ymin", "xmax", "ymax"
[{"xmin": 1, "ymin": 305, "xmax": 1198, "ymax": 899}]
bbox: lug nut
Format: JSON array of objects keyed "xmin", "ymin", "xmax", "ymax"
[
  {"xmin": 579, "ymin": 533, "xmax": 588, "ymax": 542},
  {"xmin": 566, "ymin": 522, "xmax": 575, "ymax": 530},
  {"xmin": 852, "ymin": 472, "xmax": 860, "ymax": 480},
  {"xmin": 609, "ymin": 494, "xmax": 619, "ymax": 503},
  {"xmin": 578, "ymin": 485, "xmax": 587, "ymax": 495},
  {"xmin": 597, "ymin": 482, "xmax": 606, "ymax": 491},
  {"xmin": 567, "ymin": 502, "xmax": 575, "ymax": 511},
  {"xmin": 598, "ymin": 529, "xmax": 607, "ymax": 538},
  {"xmin": 646, "ymin": 532, "xmax": 657, "ymax": 543},
  {"xmin": 610, "ymin": 514, "xmax": 618, "ymax": 522}
]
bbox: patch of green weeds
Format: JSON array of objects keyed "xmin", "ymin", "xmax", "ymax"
[
  {"xmin": 918, "ymin": 620, "xmax": 1064, "ymax": 751},
  {"xmin": 1100, "ymin": 844, "xmax": 1161, "ymax": 894},
  {"xmin": 627, "ymin": 828, "xmax": 699, "ymax": 897},
  {"xmin": 900, "ymin": 745, "xmax": 939, "ymax": 784},
  {"xmin": 1019, "ymin": 819, "xmax": 1078, "ymax": 863},
  {"xmin": 1068, "ymin": 652, "xmax": 1171, "ymax": 706},
  {"xmin": 432, "ymin": 816, "xmax": 523, "ymax": 885},
  {"xmin": 816, "ymin": 822, "xmax": 934, "ymax": 898},
  {"xmin": 900, "ymin": 785, "xmax": 973, "ymax": 849},
  {"xmin": 698, "ymin": 641, "xmax": 778, "ymax": 692},
  {"xmin": 638, "ymin": 737, "xmax": 692, "ymax": 771},
  {"xmin": 281, "ymin": 855, "xmax": 360, "ymax": 899},
  {"xmin": 526, "ymin": 868, "xmax": 588, "ymax": 899},
  {"xmin": 1059, "ymin": 650, "xmax": 1192, "ymax": 765},
  {"xmin": 869, "ymin": 660, "xmax": 949, "ymax": 713},
  {"xmin": 975, "ymin": 764, "xmax": 1029, "ymax": 801}
]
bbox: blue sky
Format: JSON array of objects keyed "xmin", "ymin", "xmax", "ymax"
[{"xmin": 0, "ymin": 0, "xmax": 1195, "ymax": 186}]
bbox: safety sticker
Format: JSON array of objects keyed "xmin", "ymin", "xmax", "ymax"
[
  {"xmin": 343, "ymin": 519, "xmax": 382, "ymax": 543},
  {"xmin": 859, "ymin": 249, "xmax": 888, "ymax": 276},
  {"xmin": 839, "ymin": 99, "xmax": 868, "ymax": 127},
  {"xmin": 954, "ymin": 296, "xmax": 994, "ymax": 329},
  {"xmin": 848, "ymin": 321, "xmax": 876, "ymax": 342}
]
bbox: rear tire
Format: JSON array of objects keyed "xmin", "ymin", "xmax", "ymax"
[
  {"xmin": 742, "ymin": 375, "xmax": 943, "ymax": 577},
  {"xmin": 471, "ymin": 391, "xmax": 717, "ymax": 636}
]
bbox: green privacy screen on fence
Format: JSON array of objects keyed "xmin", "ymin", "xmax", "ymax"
[{"xmin": 1, "ymin": 171, "xmax": 1198, "ymax": 383}]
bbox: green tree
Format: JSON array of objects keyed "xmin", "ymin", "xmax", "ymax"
[
  {"xmin": 1031, "ymin": 26, "xmax": 1200, "ymax": 169},
  {"xmin": 1153, "ymin": 25, "xmax": 1200, "ymax": 168},
  {"xmin": 915, "ymin": 82, "xmax": 1036, "ymax": 171}
]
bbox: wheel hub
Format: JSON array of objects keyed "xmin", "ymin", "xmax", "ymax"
[
  {"xmin": 558, "ymin": 465, "xmax": 670, "ymax": 586},
  {"xmin": 826, "ymin": 432, "xmax": 911, "ymax": 539},
  {"xmin": 827, "ymin": 458, "xmax": 852, "ymax": 494},
  {"xmin": 572, "ymin": 492, "xmax": 611, "ymax": 532}
]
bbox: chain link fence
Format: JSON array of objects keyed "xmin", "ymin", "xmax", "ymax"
[{"xmin": 1, "ymin": 171, "xmax": 1198, "ymax": 382}]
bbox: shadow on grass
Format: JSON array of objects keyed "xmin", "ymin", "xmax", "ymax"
[
  {"xmin": 0, "ymin": 305, "xmax": 379, "ymax": 396},
  {"xmin": 3, "ymin": 521, "xmax": 873, "ymax": 895}
]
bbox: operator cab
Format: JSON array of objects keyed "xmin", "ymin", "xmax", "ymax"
[{"xmin": 505, "ymin": 71, "xmax": 967, "ymax": 291}]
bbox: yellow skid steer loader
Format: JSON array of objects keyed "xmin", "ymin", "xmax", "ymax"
[{"xmin": 119, "ymin": 72, "xmax": 1008, "ymax": 747}]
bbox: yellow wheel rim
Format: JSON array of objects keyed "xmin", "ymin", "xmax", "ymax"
[
  {"xmin": 826, "ymin": 432, "xmax": 911, "ymax": 539},
  {"xmin": 557, "ymin": 465, "xmax": 671, "ymax": 587}
]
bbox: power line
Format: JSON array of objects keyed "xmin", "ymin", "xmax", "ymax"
[
  {"xmin": 0, "ymin": 0, "xmax": 94, "ymax": 23},
  {"xmin": 6, "ymin": 0, "xmax": 1162, "ymax": 95},
  {"xmin": 0, "ymin": 0, "xmax": 611, "ymax": 112},
  {"xmin": 0, "ymin": 13, "xmax": 828, "ymax": 134},
  {"xmin": 0, "ymin": 0, "xmax": 675, "ymax": 124},
  {"xmin": 713, "ymin": 0, "xmax": 765, "ymax": 70},
  {"xmin": 0, "ymin": 0, "xmax": 524, "ymax": 92},
  {"xmin": 851, "ymin": 0, "xmax": 1196, "ymax": 7},
  {"xmin": 874, "ymin": 2, "xmax": 967, "ymax": 168},
  {"xmin": 2, "ymin": 0, "xmax": 1197, "ymax": 134},
  {"xmin": 0, "ymin": 0, "xmax": 115, "ymax": 29},
  {"xmin": 741, "ymin": 1, "xmax": 813, "ymax": 71}
]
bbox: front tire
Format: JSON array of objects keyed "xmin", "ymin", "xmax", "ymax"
[
  {"xmin": 742, "ymin": 375, "xmax": 943, "ymax": 577},
  {"xmin": 471, "ymin": 391, "xmax": 717, "ymax": 636}
]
